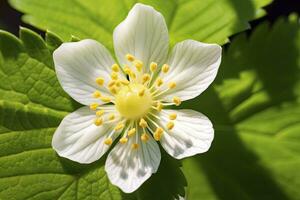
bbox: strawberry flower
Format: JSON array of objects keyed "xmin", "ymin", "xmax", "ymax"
[{"xmin": 52, "ymin": 3, "xmax": 221, "ymax": 193}]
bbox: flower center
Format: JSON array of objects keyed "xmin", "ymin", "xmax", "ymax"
[{"xmin": 115, "ymin": 83, "xmax": 152, "ymax": 119}]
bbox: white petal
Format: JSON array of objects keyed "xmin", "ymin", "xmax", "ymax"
[
  {"xmin": 113, "ymin": 3, "xmax": 169, "ymax": 72},
  {"xmin": 53, "ymin": 39, "xmax": 120, "ymax": 105},
  {"xmin": 155, "ymin": 109, "xmax": 214, "ymax": 159},
  {"xmin": 105, "ymin": 131, "xmax": 161, "ymax": 193},
  {"xmin": 158, "ymin": 40, "xmax": 221, "ymax": 102},
  {"xmin": 52, "ymin": 106, "xmax": 122, "ymax": 164}
]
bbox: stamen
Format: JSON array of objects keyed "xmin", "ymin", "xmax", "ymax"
[
  {"xmin": 134, "ymin": 60, "xmax": 143, "ymax": 71},
  {"xmin": 172, "ymin": 96, "xmax": 181, "ymax": 106},
  {"xmin": 115, "ymin": 122, "xmax": 125, "ymax": 131},
  {"xmin": 90, "ymin": 103, "xmax": 99, "ymax": 110},
  {"xmin": 92, "ymin": 91, "xmax": 101, "ymax": 98},
  {"xmin": 162, "ymin": 64, "xmax": 170, "ymax": 73},
  {"xmin": 169, "ymin": 113, "xmax": 177, "ymax": 120},
  {"xmin": 166, "ymin": 121, "xmax": 175, "ymax": 130},
  {"xmin": 138, "ymin": 88, "xmax": 145, "ymax": 97},
  {"xmin": 108, "ymin": 113, "xmax": 115, "ymax": 121},
  {"xmin": 108, "ymin": 80, "xmax": 116, "ymax": 87},
  {"xmin": 115, "ymin": 80, "xmax": 121, "ymax": 87},
  {"xmin": 141, "ymin": 133, "xmax": 149, "ymax": 142},
  {"xmin": 100, "ymin": 96, "xmax": 111, "ymax": 103},
  {"xmin": 139, "ymin": 118, "xmax": 148, "ymax": 128},
  {"xmin": 96, "ymin": 77, "xmax": 104, "ymax": 86},
  {"xmin": 128, "ymin": 128, "xmax": 136, "ymax": 137},
  {"xmin": 94, "ymin": 118, "xmax": 103, "ymax": 126},
  {"xmin": 120, "ymin": 79, "xmax": 129, "ymax": 85},
  {"xmin": 156, "ymin": 102, "xmax": 163, "ymax": 111},
  {"xmin": 131, "ymin": 143, "xmax": 139, "ymax": 150},
  {"xmin": 156, "ymin": 77, "xmax": 164, "ymax": 87},
  {"xmin": 150, "ymin": 62, "xmax": 158, "ymax": 72},
  {"xmin": 119, "ymin": 137, "xmax": 128, "ymax": 144},
  {"xmin": 123, "ymin": 65, "xmax": 132, "ymax": 74},
  {"xmin": 126, "ymin": 54, "xmax": 135, "ymax": 62},
  {"xmin": 111, "ymin": 64, "xmax": 120, "ymax": 72},
  {"xmin": 142, "ymin": 73, "xmax": 150, "ymax": 84},
  {"xmin": 104, "ymin": 137, "xmax": 113, "ymax": 145},
  {"xmin": 96, "ymin": 110, "xmax": 104, "ymax": 117},
  {"xmin": 109, "ymin": 86, "xmax": 118, "ymax": 95},
  {"xmin": 130, "ymin": 72, "xmax": 136, "ymax": 79},
  {"xmin": 168, "ymin": 81, "xmax": 176, "ymax": 89},
  {"xmin": 111, "ymin": 72, "xmax": 118, "ymax": 80},
  {"xmin": 154, "ymin": 127, "xmax": 163, "ymax": 141}
]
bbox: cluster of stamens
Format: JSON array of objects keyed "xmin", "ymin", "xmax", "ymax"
[{"xmin": 89, "ymin": 53, "xmax": 182, "ymax": 150}]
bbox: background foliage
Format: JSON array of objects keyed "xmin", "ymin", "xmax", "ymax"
[{"xmin": 0, "ymin": 0, "xmax": 299, "ymax": 199}]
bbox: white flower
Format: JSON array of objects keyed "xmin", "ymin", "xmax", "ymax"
[{"xmin": 52, "ymin": 3, "xmax": 221, "ymax": 193}]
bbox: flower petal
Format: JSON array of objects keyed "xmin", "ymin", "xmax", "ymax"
[
  {"xmin": 113, "ymin": 3, "xmax": 169, "ymax": 72},
  {"xmin": 158, "ymin": 40, "xmax": 221, "ymax": 102},
  {"xmin": 105, "ymin": 130, "xmax": 161, "ymax": 193},
  {"xmin": 155, "ymin": 109, "xmax": 214, "ymax": 159},
  {"xmin": 52, "ymin": 106, "xmax": 122, "ymax": 164},
  {"xmin": 53, "ymin": 39, "xmax": 120, "ymax": 105}
]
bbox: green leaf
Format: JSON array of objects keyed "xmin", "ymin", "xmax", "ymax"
[
  {"xmin": 0, "ymin": 28, "xmax": 185, "ymax": 200},
  {"xmin": 9, "ymin": 0, "xmax": 272, "ymax": 51},
  {"xmin": 182, "ymin": 14, "xmax": 300, "ymax": 199},
  {"xmin": 0, "ymin": 28, "xmax": 124, "ymax": 199}
]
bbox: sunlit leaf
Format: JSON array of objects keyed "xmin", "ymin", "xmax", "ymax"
[
  {"xmin": 182, "ymin": 14, "xmax": 300, "ymax": 200},
  {"xmin": 9, "ymin": 0, "xmax": 272, "ymax": 51}
]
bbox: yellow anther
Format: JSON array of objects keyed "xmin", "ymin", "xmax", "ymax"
[
  {"xmin": 94, "ymin": 118, "xmax": 103, "ymax": 126},
  {"xmin": 123, "ymin": 66, "xmax": 132, "ymax": 74},
  {"xmin": 162, "ymin": 64, "xmax": 170, "ymax": 73},
  {"xmin": 154, "ymin": 127, "xmax": 163, "ymax": 141},
  {"xmin": 169, "ymin": 113, "xmax": 177, "ymax": 120},
  {"xmin": 114, "ymin": 123, "xmax": 125, "ymax": 131},
  {"xmin": 156, "ymin": 77, "xmax": 164, "ymax": 87},
  {"xmin": 131, "ymin": 143, "xmax": 139, "ymax": 150},
  {"xmin": 104, "ymin": 138, "xmax": 113, "ymax": 145},
  {"xmin": 172, "ymin": 96, "xmax": 181, "ymax": 106},
  {"xmin": 141, "ymin": 133, "xmax": 149, "ymax": 142},
  {"xmin": 100, "ymin": 96, "xmax": 111, "ymax": 102},
  {"xmin": 119, "ymin": 137, "xmax": 128, "ymax": 144},
  {"xmin": 126, "ymin": 54, "xmax": 135, "ymax": 62},
  {"xmin": 120, "ymin": 79, "xmax": 129, "ymax": 85},
  {"xmin": 115, "ymin": 80, "xmax": 121, "ymax": 87},
  {"xmin": 130, "ymin": 72, "xmax": 136, "ymax": 79},
  {"xmin": 108, "ymin": 80, "xmax": 116, "ymax": 87},
  {"xmin": 139, "ymin": 118, "xmax": 148, "ymax": 128},
  {"xmin": 166, "ymin": 121, "xmax": 175, "ymax": 130},
  {"xmin": 111, "ymin": 64, "xmax": 120, "ymax": 72},
  {"xmin": 128, "ymin": 128, "xmax": 136, "ymax": 137},
  {"xmin": 108, "ymin": 113, "xmax": 115, "ymax": 121},
  {"xmin": 96, "ymin": 77, "xmax": 104, "ymax": 86},
  {"xmin": 92, "ymin": 91, "xmax": 101, "ymax": 98},
  {"xmin": 142, "ymin": 73, "xmax": 150, "ymax": 84},
  {"xmin": 134, "ymin": 60, "xmax": 143, "ymax": 71},
  {"xmin": 150, "ymin": 62, "xmax": 158, "ymax": 72},
  {"xmin": 156, "ymin": 102, "xmax": 163, "ymax": 111},
  {"xmin": 90, "ymin": 103, "xmax": 99, "ymax": 110},
  {"xmin": 138, "ymin": 88, "xmax": 145, "ymax": 97},
  {"xmin": 168, "ymin": 81, "xmax": 176, "ymax": 89},
  {"xmin": 111, "ymin": 72, "xmax": 118, "ymax": 80},
  {"xmin": 109, "ymin": 86, "xmax": 118, "ymax": 95},
  {"xmin": 96, "ymin": 110, "xmax": 104, "ymax": 117}
]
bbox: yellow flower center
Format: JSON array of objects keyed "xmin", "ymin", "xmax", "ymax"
[
  {"xmin": 90, "ymin": 53, "xmax": 182, "ymax": 147},
  {"xmin": 115, "ymin": 83, "xmax": 152, "ymax": 119}
]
